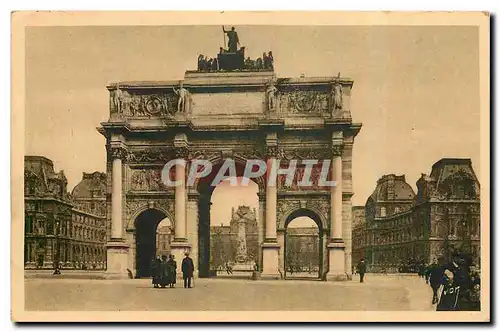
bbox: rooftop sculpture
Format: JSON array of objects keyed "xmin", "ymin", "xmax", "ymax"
[{"xmin": 196, "ymin": 26, "xmax": 274, "ymax": 72}]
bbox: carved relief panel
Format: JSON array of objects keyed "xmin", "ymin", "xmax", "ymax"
[
  {"xmin": 278, "ymin": 87, "xmax": 329, "ymax": 115},
  {"xmin": 110, "ymin": 88, "xmax": 182, "ymax": 118}
]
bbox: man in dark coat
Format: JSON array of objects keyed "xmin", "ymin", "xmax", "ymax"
[
  {"xmin": 429, "ymin": 258, "xmax": 444, "ymax": 304},
  {"xmin": 167, "ymin": 254, "xmax": 177, "ymax": 288},
  {"xmin": 182, "ymin": 252, "xmax": 195, "ymax": 288},
  {"xmin": 437, "ymin": 254, "xmax": 474, "ymax": 311},
  {"xmin": 159, "ymin": 255, "xmax": 170, "ymax": 288},
  {"xmin": 357, "ymin": 259, "xmax": 367, "ymax": 283},
  {"xmin": 151, "ymin": 256, "xmax": 162, "ymax": 288}
]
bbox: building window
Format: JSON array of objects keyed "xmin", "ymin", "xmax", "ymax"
[
  {"xmin": 380, "ymin": 207, "xmax": 386, "ymax": 217},
  {"xmin": 46, "ymin": 221, "xmax": 54, "ymax": 235}
]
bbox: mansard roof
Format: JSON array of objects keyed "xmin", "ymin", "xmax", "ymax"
[
  {"xmin": 71, "ymin": 171, "xmax": 107, "ymax": 199},
  {"xmin": 367, "ymin": 174, "xmax": 415, "ymax": 204}
]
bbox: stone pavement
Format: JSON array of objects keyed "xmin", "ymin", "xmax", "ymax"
[{"xmin": 24, "ymin": 274, "xmax": 436, "ymax": 311}]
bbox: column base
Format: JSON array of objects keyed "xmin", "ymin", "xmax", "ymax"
[
  {"xmin": 170, "ymin": 241, "xmax": 192, "ymax": 277},
  {"xmin": 105, "ymin": 241, "xmax": 130, "ymax": 280},
  {"xmin": 261, "ymin": 241, "xmax": 281, "ymax": 279},
  {"xmin": 326, "ymin": 240, "xmax": 347, "ymax": 281},
  {"xmin": 42, "ymin": 261, "xmax": 54, "ymax": 269}
]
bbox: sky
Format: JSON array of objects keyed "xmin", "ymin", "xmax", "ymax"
[{"xmin": 25, "ymin": 25, "xmax": 480, "ymax": 226}]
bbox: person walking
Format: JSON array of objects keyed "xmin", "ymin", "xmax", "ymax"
[
  {"xmin": 429, "ymin": 258, "xmax": 445, "ymax": 304},
  {"xmin": 357, "ymin": 259, "xmax": 367, "ymax": 283},
  {"xmin": 167, "ymin": 254, "xmax": 177, "ymax": 288},
  {"xmin": 182, "ymin": 252, "xmax": 195, "ymax": 289}
]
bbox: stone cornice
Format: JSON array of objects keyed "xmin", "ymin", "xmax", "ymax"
[
  {"xmin": 126, "ymin": 191, "xmax": 175, "ymax": 198},
  {"xmin": 107, "ymin": 74, "xmax": 354, "ymax": 91}
]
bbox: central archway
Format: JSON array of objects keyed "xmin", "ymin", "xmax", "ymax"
[{"xmin": 196, "ymin": 159, "xmax": 263, "ymax": 278}]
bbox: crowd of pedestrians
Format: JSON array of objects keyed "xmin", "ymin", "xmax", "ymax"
[
  {"xmin": 420, "ymin": 253, "xmax": 481, "ymax": 311},
  {"xmin": 151, "ymin": 252, "xmax": 195, "ymax": 289}
]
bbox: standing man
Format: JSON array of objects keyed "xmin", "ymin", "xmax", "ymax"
[
  {"xmin": 182, "ymin": 252, "xmax": 195, "ymax": 289},
  {"xmin": 357, "ymin": 258, "xmax": 367, "ymax": 283},
  {"xmin": 429, "ymin": 258, "xmax": 445, "ymax": 304},
  {"xmin": 222, "ymin": 26, "xmax": 240, "ymax": 53}
]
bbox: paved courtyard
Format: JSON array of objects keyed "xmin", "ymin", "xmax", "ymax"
[{"xmin": 24, "ymin": 275, "xmax": 435, "ymax": 311}]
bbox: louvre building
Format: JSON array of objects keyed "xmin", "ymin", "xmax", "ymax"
[
  {"xmin": 352, "ymin": 158, "xmax": 480, "ymax": 272},
  {"xmin": 24, "ymin": 156, "xmax": 107, "ymax": 270}
]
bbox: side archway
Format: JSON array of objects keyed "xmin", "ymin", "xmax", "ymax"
[
  {"xmin": 280, "ymin": 208, "xmax": 328, "ymax": 280},
  {"xmin": 134, "ymin": 208, "xmax": 171, "ymax": 278}
]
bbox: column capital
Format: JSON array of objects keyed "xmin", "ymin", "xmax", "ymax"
[
  {"xmin": 174, "ymin": 146, "xmax": 189, "ymax": 159},
  {"xmin": 331, "ymin": 144, "xmax": 344, "ymax": 157},
  {"xmin": 266, "ymin": 146, "xmax": 279, "ymax": 158},
  {"xmin": 107, "ymin": 145, "xmax": 128, "ymax": 160}
]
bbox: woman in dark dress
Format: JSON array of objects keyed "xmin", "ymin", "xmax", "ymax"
[
  {"xmin": 167, "ymin": 255, "xmax": 177, "ymax": 288},
  {"xmin": 151, "ymin": 256, "xmax": 161, "ymax": 288},
  {"xmin": 159, "ymin": 255, "xmax": 170, "ymax": 288}
]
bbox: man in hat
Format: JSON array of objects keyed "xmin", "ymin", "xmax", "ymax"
[
  {"xmin": 357, "ymin": 258, "xmax": 367, "ymax": 283},
  {"xmin": 182, "ymin": 252, "xmax": 195, "ymax": 288}
]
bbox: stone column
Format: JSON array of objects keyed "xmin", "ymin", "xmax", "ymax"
[
  {"xmin": 257, "ymin": 192, "xmax": 265, "ymax": 272},
  {"xmin": 261, "ymin": 142, "xmax": 281, "ymax": 279},
  {"xmin": 105, "ymin": 145, "xmax": 130, "ymax": 279},
  {"xmin": 170, "ymin": 135, "xmax": 191, "ymax": 263},
  {"xmin": 326, "ymin": 143, "xmax": 347, "ymax": 281},
  {"xmin": 186, "ymin": 188, "xmax": 199, "ymax": 278},
  {"xmin": 174, "ymin": 159, "xmax": 187, "ymax": 241}
]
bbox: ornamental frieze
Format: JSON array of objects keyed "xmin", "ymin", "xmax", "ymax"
[
  {"xmin": 127, "ymin": 148, "xmax": 173, "ymax": 163},
  {"xmin": 187, "ymin": 150, "xmax": 221, "ymax": 161},
  {"xmin": 187, "ymin": 148, "xmax": 264, "ymax": 162},
  {"xmin": 275, "ymin": 148, "xmax": 330, "ymax": 160}
]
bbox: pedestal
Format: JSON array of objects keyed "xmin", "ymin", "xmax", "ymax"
[
  {"xmin": 326, "ymin": 241, "xmax": 347, "ymax": 281},
  {"xmin": 42, "ymin": 261, "xmax": 54, "ymax": 269},
  {"xmin": 232, "ymin": 262, "xmax": 255, "ymax": 272},
  {"xmin": 104, "ymin": 241, "xmax": 130, "ymax": 280},
  {"xmin": 24, "ymin": 262, "xmax": 37, "ymax": 269},
  {"xmin": 170, "ymin": 241, "xmax": 192, "ymax": 277},
  {"xmin": 261, "ymin": 242, "xmax": 281, "ymax": 279}
]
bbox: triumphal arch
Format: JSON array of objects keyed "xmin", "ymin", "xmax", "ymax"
[{"xmin": 99, "ymin": 44, "xmax": 361, "ymax": 280}]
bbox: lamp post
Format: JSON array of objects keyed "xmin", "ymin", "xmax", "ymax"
[{"xmin": 53, "ymin": 220, "xmax": 61, "ymax": 275}]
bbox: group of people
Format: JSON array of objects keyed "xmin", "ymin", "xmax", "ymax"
[
  {"xmin": 244, "ymin": 51, "xmax": 274, "ymax": 71},
  {"xmin": 197, "ymin": 50, "xmax": 274, "ymax": 72},
  {"xmin": 197, "ymin": 54, "xmax": 219, "ymax": 72},
  {"xmin": 420, "ymin": 254, "xmax": 481, "ymax": 311},
  {"xmin": 151, "ymin": 252, "xmax": 195, "ymax": 289}
]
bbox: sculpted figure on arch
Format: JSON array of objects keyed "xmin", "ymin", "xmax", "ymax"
[
  {"xmin": 266, "ymin": 80, "xmax": 278, "ymax": 111},
  {"xmin": 173, "ymin": 84, "xmax": 190, "ymax": 113}
]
